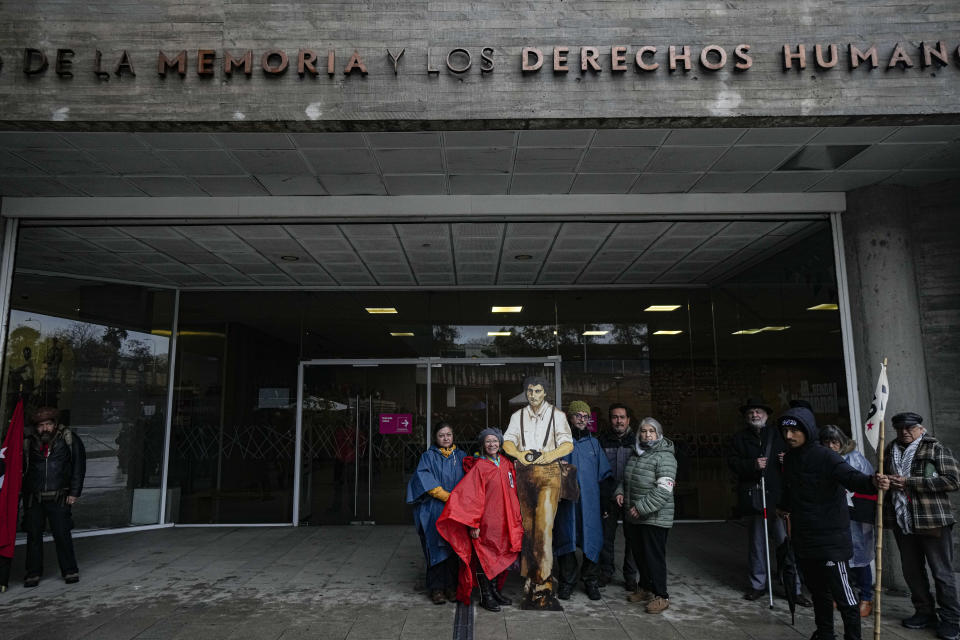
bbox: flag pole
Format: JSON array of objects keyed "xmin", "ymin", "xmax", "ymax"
[{"xmin": 874, "ymin": 357, "xmax": 887, "ymax": 640}]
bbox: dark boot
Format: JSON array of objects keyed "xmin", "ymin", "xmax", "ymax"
[
  {"xmin": 585, "ymin": 580, "xmax": 602, "ymax": 601},
  {"xmin": 491, "ymin": 579, "xmax": 512, "ymax": 606},
  {"xmin": 477, "ymin": 573, "xmax": 501, "ymax": 612}
]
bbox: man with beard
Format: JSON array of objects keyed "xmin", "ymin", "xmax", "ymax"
[
  {"xmin": 598, "ymin": 403, "xmax": 639, "ymax": 590},
  {"xmin": 22, "ymin": 406, "xmax": 86, "ymax": 587},
  {"xmin": 729, "ymin": 398, "xmax": 809, "ymax": 605}
]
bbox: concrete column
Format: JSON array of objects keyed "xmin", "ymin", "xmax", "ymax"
[
  {"xmin": 843, "ymin": 184, "xmax": 932, "ymax": 447},
  {"xmin": 842, "ymin": 184, "xmax": 930, "ymax": 593}
]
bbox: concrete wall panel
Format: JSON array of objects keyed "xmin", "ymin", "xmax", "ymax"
[{"xmin": 1, "ymin": 1, "xmax": 959, "ymax": 128}]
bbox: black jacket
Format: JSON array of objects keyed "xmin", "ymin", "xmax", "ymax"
[
  {"xmin": 599, "ymin": 429, "xmax": 637, "ymax": 508},
  {"xmin": 23, "ymin": 426, "xmax": 86, "ymax": 499},
  {"xmin": 728, "ymin": 424, "xmax": 788, "ymax": 516},
  {"xmin": 778, "ymin": 407, "xmax": 876, "ymax": 561}
]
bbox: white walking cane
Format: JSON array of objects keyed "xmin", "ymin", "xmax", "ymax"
[{"xmin": 760, "ymin": 475, "xmax": 775, "ymax": 609}]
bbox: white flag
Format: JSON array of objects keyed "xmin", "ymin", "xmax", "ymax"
[{"xmin": 863, "ymin": 363, "xmax": 888, "ymax": 450}]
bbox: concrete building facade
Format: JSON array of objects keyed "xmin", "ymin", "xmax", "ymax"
[{"xmin": 0, "ymin": 1, "xmax": 957, "ymax": 539}]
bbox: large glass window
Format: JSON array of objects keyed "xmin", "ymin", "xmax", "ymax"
[
  {"xmin": 4, "ymin": 219, "xmax": 847, "ymax": 525},
  {"xmin": 2, "ymin": 274, "xmax": 173, "ymax": 530}
]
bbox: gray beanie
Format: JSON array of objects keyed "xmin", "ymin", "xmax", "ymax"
[{"xmin": 477, "ymin": 427, "xmax": 504, "ymax": 447}]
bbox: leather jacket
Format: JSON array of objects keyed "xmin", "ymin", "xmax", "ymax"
[{"xmin": 23, "ymin": 426, "xmax": 86, "ymax": 500}]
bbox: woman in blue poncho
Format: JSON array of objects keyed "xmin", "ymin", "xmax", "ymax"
[{"xmin": 406, "ymin": 422, "xmax": 467, "ymax": 604}]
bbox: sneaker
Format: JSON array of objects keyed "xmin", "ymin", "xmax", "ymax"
[
  {"xmin": 903, "ymin": 612, "xmax": 939, "ymax": 629},
  {"xmin": 627, "ymin": 588, "xmax": 654, "ymax": 603},
  {"xmin": 936, "ymin": 621, "xmax": 960, "ymax": 640},
  {"xmin": 557, "ymin": 584, "xmax": 573, "ymax": 600},
  {"xmin": 23, "ymin": 576, "xmax": 39, "ymax": 588},
  {"xmin": 64, "ymin": 573, "xmax": 79, "ymax": 585},
  {"xmin": 430, "ymin": 589, "xmax": 446, "ymax": 605},
  {"xmin": 585, "ymin": 582, "xmax": 602, "ymax": 601},
  {"xmin": 645, "ymin": 596, "xmax": 669, "ymax": 614},
  {"xmin": 795, "ymin": 593, "xmax": 813, "ymax": 607}
]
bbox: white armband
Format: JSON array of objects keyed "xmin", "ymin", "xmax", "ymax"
[{"xmin": 656, "ymin": 477, "xmax": 675, "ymax": 492}]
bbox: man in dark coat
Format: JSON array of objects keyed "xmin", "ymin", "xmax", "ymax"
[
  {"xmin": 554, "ymin": 400, "xmax": 613, "ymax": 601},
  {"xmin": 598, "ymin": 402, "xmax": 638, "ymax": 589},
  {"xmin": 22, "ymin": 406, "xmax": 86, "ymax": 587},
  {"xmin": 728, "ymin": 397, "xmax": 807, "ymax": 602},
  {"xmin": 778, "ymin": 406, "xmax": 879, "ymax": 640}
]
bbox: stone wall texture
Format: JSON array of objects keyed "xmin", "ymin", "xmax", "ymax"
[
  {"xmin": 915, "ymin": 179, "xmax": 960, "ymax": 455},
  {"xmin": 1, "ymin": 1, "xmax": 959, "ymax": 129}
]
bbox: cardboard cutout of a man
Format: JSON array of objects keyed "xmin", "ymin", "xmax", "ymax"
[{"xmin": 502, "ymin": 375, "xmax": 574, "ymax": 610}]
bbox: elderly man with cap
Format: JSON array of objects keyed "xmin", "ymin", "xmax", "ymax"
[
  {"xmin": 502, "ymin": 375, "xmax": 574, "ymax": 610},
  {"xmin": 553, "ymin": 400, "xmax": 613, "ymax": 601},
  {"xmin": 728, "ymin": 397, "xmax": 809, "ymax": 604},
  {"xmin": 877, "ymin": 412, "xmax": 960, "ymax": 640}
]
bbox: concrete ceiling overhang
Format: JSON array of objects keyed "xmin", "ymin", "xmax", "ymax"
[
  {"xmin": 1, "ymin": 125, "xmax": 959, "ymax": 198},
  {"xmin": 12, "ymin": 219, "xmax": 830, "ymax": 290}
]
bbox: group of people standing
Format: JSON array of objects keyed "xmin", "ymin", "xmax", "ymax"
[
  {"xmin": 407, "ymin": 378, "xmax": 678, "ymax": 615},
  {"xmin": 732, "ymin": 398, "xmax": 960, "ymax": 640}
]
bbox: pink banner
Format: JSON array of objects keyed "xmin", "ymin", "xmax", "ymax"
[{"xmin": 379, "ymin": 413, "xmax": 413, "ymax": 434}]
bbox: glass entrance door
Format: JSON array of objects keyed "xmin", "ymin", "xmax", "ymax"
[
  {"xmin": 294, "ymin": 357, "xmax": 560, "ymax": 525},
  {"xmin": 297, "ymin": 361, "xmax": 425, "ymax": 525}
]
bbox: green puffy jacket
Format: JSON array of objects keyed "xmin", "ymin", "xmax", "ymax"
[{"xmin": 615, "ymin": 437, "xmax": 677, "ymax": 528}]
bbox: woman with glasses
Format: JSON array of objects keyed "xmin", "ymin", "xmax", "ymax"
[
  {"xmin": 616, "ymin": 416, "xmax": 677, "ymax": 614},
  {"xmin": 436, "ymin": 428, "xmax": 523, "ymax": 611},
  {"xmin": 406, "ymin": 422, "xmax": 466, "ymax": 605}
]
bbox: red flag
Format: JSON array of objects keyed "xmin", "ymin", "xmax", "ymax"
[{"xmin": 0, "ymin": 399, "xmax": 25, "ymax": 559}]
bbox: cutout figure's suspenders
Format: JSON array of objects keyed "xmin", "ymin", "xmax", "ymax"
[{"xmin": 520, "ymin": 406, "xmax": 556, "ymax": 450}]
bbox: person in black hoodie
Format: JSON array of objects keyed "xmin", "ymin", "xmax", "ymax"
[{"xmin": 777, "ymin": 406, "xmax": 879, "ymax": 640}]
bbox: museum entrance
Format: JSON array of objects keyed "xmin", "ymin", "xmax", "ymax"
[{"xmin": 295, "ymin": 357, "xmax": 561, "ymax": 525}]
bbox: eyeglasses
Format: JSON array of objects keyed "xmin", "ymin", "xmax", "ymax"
[{"xmin": 571, "ymin": 413, "xmax": 591, "ymax": 421}]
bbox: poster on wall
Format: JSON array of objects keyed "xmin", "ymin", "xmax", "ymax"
[{"xmin": 379, "ymin": 413, "xmax": 413, "ymax": 434}]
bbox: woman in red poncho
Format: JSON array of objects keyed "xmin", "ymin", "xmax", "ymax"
[{"xmin": 436, "ymin": 427, "xmax": 523, "ymax": 611}]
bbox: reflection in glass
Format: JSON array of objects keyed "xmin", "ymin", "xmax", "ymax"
[{"xmin": 2, "ymin": 275, "xmax": 173, "ymax": 530}]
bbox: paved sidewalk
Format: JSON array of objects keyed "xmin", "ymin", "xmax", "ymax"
[{"xmin": 0, "ymin": 522, "xmax": 921, "ymax": 640}]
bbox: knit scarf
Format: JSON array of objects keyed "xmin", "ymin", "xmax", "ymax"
[
  {"xmin": 438, "ymin": 445, "xmax": 457, "ymax": 458},
  {"xmin": 892, "ymin": 437, "xmax": 922, "ymax": 534}
]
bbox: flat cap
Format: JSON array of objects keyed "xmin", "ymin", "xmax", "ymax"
[{"xmin": 892, "ymin": 412, "xmax": 923, "ymax": 427}]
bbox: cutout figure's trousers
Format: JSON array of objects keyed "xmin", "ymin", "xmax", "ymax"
[{"xmin": 515, "ymin": 463, "xmax": 562, "ymax": 585}]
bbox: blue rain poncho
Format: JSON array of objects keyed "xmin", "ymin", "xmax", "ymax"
[
  {"xmin": 553, "ymin": 432, "xmax": 612, "ymax": 562},
  {"xmin": 406, "ymin": 444, "xmax": 467, "ymax": 567}
]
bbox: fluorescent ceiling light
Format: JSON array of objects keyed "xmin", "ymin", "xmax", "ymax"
[
  {"xmin": 807, "ymin": 303, "xmax": 839, "ymax": 311},
  {"xmin": 653, "ymin": 330, "xmax": 683, "ymax": 335},
  {"xmin": 365, "ymin": 307, "xmax": 397, "ymax": 314},
  {"xmin": 582, "ymin": 330, "xmax": 609, "ymax": 336},
  {"xmin": 487, "ymin": 331, "xmax": 511, "ymax": 336},
  {"xmin": 389, "ymin": 332, "xmax": 414, "ymax": 337},
  {"xmin": 645, "ymin": 305, "xmax": 681, "ymax": 312},
  {"xmin": 492, "ymin": 306, "xmax": 523, "ymax": 313},
  {"xmin": 732, "ymin": 326, "xmax": 791, "ymax": 335}
]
